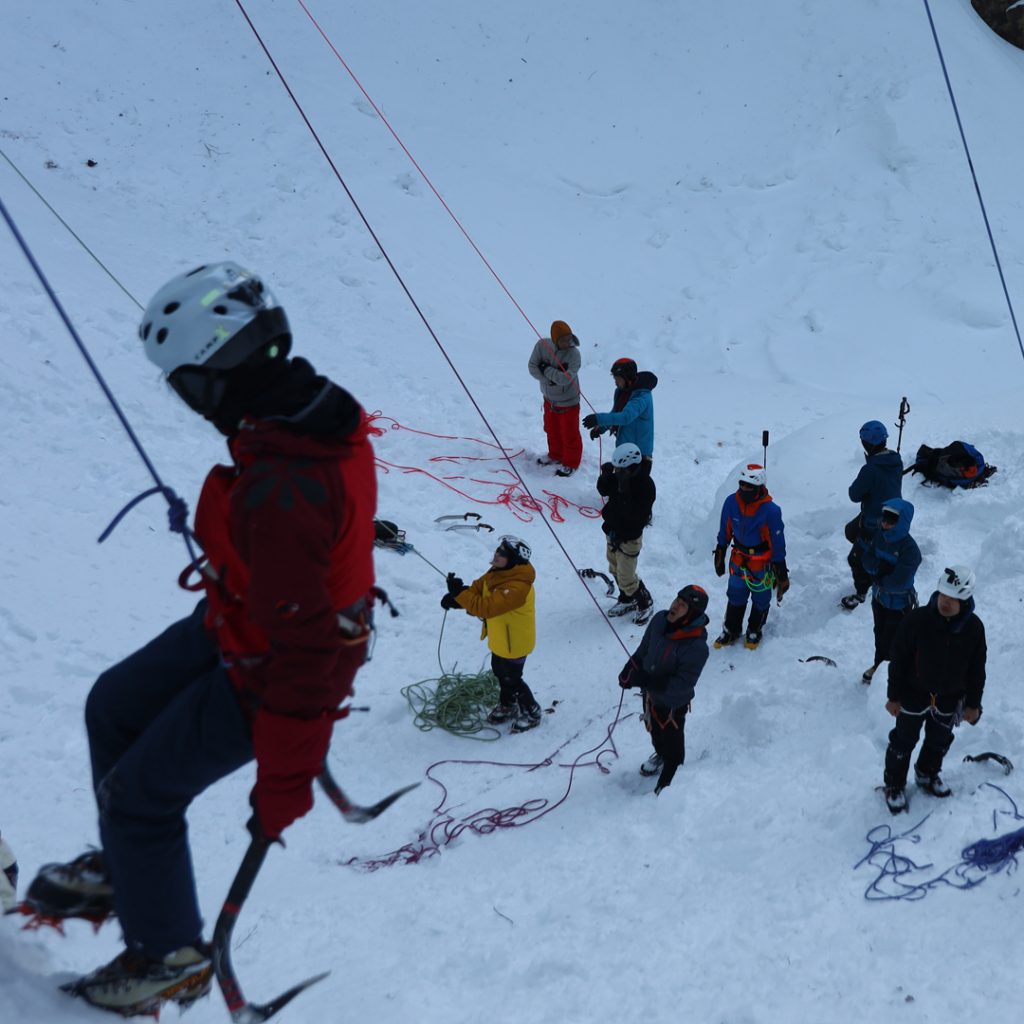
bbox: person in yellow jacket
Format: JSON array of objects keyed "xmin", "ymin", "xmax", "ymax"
[{"xmin": 441, "ymin": 535, "xmax": 542, "ymax": 732}]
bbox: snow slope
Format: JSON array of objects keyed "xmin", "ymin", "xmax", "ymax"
[{"xmin": 2, "ymin": 1, "xmax": 1024, "ymax": 1021}]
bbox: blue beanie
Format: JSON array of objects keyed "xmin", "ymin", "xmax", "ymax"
[{"xmin": 859, "ymin": 420, "xmax": 888, "ymax": 446}]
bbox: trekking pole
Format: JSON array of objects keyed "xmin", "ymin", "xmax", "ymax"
[
  {"xmin": 761, "ymin": 430, "xmax": 769, "ymax": 467},
  {"xmin": 895, "ymin": 397, "xmax": 910, "ymax": 454}
]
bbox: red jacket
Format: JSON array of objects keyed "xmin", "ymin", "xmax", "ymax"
[{"xmin": 193, "ymin": 410, "xmax": 377, "ymax": 716}]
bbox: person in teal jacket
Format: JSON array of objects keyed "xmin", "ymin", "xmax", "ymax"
[{"xmin": 582, "ymin": 358, "xmax": 657, "ymax": 459}]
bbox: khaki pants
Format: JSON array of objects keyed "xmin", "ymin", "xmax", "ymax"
[{"xmin": 607, "ymin": 537, "xmax": 643, "ymax": 596}]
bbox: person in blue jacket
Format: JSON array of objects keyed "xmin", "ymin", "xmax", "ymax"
[
  {"xmin": 582, "ymin": 357, "xmax": 657, "ymax": 461},
  {"xmin": 618, "ymin": 584, "xmax": 710, "ymax": 794},
  {"xmin": 712, "ymin": 463, "xmax": 788, "ymax": 650},
  {"xmin": 859, "ymin": 499, "xmax": 921, "ymax": 683},
  {"xmin": 842, "ymin": 420, "xmax": 903, "ymax": 610}
]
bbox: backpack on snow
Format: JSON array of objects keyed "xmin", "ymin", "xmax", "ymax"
[{"xmin": 907, "ymin": 441, "xmax": 996, "ymax": 489}]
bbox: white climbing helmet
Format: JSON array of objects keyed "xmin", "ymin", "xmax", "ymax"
[
  {"xmin": 738, "ymin": 463, "xmax": 766, "ymax": 487},
  {"xmin": 936, "ymin": 564, "xmax": 976, "ymax": 600},
  {"xmin": 611, "ymin": 443, "xmax": 643, "ymax": 468},
  {"xmin": 139, "ymin": 262, "xmax": 290, "ymax": 374},
  {"xmin": 498, "ymin": 535, "xmax": 532, "ymax": 563}
]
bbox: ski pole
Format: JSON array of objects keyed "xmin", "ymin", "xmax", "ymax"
[
  {"xmin": 761, "ymin": 430, "xmax": 769, "ymax": 467},
  {"xmin": 895, "ymin": 397, "xmax": 910, "ymax": 454}
]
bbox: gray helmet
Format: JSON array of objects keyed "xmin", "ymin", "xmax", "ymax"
[{"xmin": 139, "ymin": 262, "xmax": 290, "ymax": 374}]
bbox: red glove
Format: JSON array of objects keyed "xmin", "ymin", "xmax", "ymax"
[{"xmin": 251, "ymin": 708, "xmax": 334, "ymax": 840}]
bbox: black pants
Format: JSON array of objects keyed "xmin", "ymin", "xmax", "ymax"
[
  {"xmin": 646, "ymin": 697, "xmax": 688, "ymax": 790},
  {"xmin": 491, "ymin": 654, "xmax": 538, "ymax": 710},
  {"xmin": 871, "ymin": 600, "xmax": 912, "ymax": 666},
  {"xmin": 884, "ymin": 700, "xmax": 958, "ymax": 788}
]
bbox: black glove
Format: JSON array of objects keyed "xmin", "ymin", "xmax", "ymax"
[
  {"xmin": 440, "ymin": 593, "xmax": 460, "ymax": 610},
  {"xmin": 772, "ymin": 561, "xmax": 790, "ymax": 599},
  {"xmin": 582, "ymin": 413, "xmax": 598, "ymax": 430},
  {"xmin": 537, "ymin": 361, "xmax": 549, "ymax": 372},
  {"xmin": 446, "ymin": 572, "xmax": 466, "ymax": 596},
  {"xmin": 618, "ymin": 661, "xmax": 636, "ymax": 689},
  {"xmin": 589, "ymin": 427, "xmax": 603, "ymax": 440},
  {"xmin": 714, "ymin": 545, "xmax": 727, "ymax": 577}
]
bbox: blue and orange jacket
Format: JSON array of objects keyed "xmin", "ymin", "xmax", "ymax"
[{"xmin": 717, "ymin": 488, "xmax": 786, "ymax": 573}]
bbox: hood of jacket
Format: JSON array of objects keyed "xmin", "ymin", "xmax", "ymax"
[{"xmin": 879, "ymin": 497, "xmax": 914, "ymax": 542}]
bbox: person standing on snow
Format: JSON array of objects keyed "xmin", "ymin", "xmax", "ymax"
[
  {"xmin": 859, "ymin": 499, "xmax": 921, "ymax": 684},
  {"xmin": 618, "ymin": 585, "xmax": 710, "ymax": 795},
  {"xmin": 712, "ymin": 463, "xmax": 788, "ymax": 650},
  {"xmin": 842, "ymin": 420, "xmax": 903, "ymax": 610},
  {"xmin": 581, "ymin": 357, "xmax": 657, "ymax": 462},
  {"xmin": 442, "ymin": 535, "xmax": 543, "ymax": 733},
  {"xmin": 528, "ymin": 319, "xmax": 582, "ymax": 478},
  {"xmin": 24, "ymin": 263, "xmax": 379, "ymax": 1016},
  {"xmin": 596, "ymin": 442, "xmax": 656, "ymax": 623},
  {"xmin": 881, "ymin": 565, "xmax": 986, "ymax": 813}
]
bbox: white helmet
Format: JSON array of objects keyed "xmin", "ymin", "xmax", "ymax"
[
  {"xmin": 936, "ymin": 564, "xmax": 976, "ymax": 600},
  {"xmin": 611, "ymin": 443, "xmax": 643, "ymax": 468},
  {"xmin": 498, "ymin": 535, "xmax": 532, "ymax": 563},
  {"xmin": 139, "ymin": 262, "xmax": 290, "ymax": 374},
  {"xmin": 738, "ymin": 463, "xmax": 766, "ymax": 487}
]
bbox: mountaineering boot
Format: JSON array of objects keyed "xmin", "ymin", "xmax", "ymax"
[
  {"xmin": 554, "ymin": 465, "xmax": 576, "ymax": 478},
  {"xmin": 862, "ymin": 663, "xmax": 880, "ymax": 684},
  {"xmin": 915, "ymin": 770, "xmax": 952, "ymax": 798},
  {"xmin": 486, "ymin": 702, "xmax": 519, "ymax": 725},
  {"xmin": 24, "ymin": 850, "xmax": 115, "ymax": 924},
  {"xmin": 511, "ymin": 703, "xmax": 542, "ymax": 733},
  {"xmin": 632, "ymin": 581, "xmax": 654, "ymax": 625},
  {"xmin": 883, "ymin": 785, "xmax": 908, "ymax": 815},
  {"xmin": 63, "ymin": 943, "xmax": 213, "ymax": 1016},
  {"xmin": 714, "ymin": 602, "xmax": 745, "ymax": 649},
  {"xmin": 609, "ymin": 590, "xmax": 639, "ymax": 617},
  {"xmin": 536, "ymin": 455, "xmax": 556, "ymax": 467},
  {"xmin": 640, "ymin": 752, "xmax": 663, "ymax": 777},
  {"xmin": 841, "ymin": 591, "xmax": 867, "ymax": 611},
  {"xmin": 744, "ymin": 606, "xmax": 769, "ymax": 650}
]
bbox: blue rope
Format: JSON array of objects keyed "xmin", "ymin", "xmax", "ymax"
[
  {"xmin": 858, "ymin": 783, "xmax": 1024, "ymax": 900},
  {"xmin": 920, "ymin": 0, "xmax": 1024, "ymax": 364},
  {"xmin": 0, "ymin": 194, "xmax": 202, "ymax": 565}
]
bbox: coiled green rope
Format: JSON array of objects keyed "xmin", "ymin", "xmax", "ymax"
[{"xmin": 401, "ymin": 670, "xmax": 502, "ymax": 741}]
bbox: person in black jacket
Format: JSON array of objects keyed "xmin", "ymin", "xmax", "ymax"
[
  {"xmin": 597, "ymin": 443, "xmax": 656, "ymax": 623},
  {"xmin": 882, "ymin": 564, "xmax": 986, "ymax": 811},
  {"xmin": 619, "ymin": 585, "xmax": 710, "ymax": 794},
  {"xmin": 842, "ymin": 420, "xmax": 904, "ymax": 610}
]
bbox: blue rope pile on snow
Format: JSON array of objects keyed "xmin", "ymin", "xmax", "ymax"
[{"xmin": 858, "ymin": 783, "xmax": 1024, "ymax": 901}]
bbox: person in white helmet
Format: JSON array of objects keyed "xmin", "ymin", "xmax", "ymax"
[
  {"xmin": 443, "ymin": 536, "xmax": 543, "ymax": 732},
  {"xmin": 712, "ymin": 463, "xmax": 788, "ymax": 650},
  {"xmin": 24, "ymin": 263, "xmax": 379, "ymax": 1014},
  {"xmin": 881, "ymin": 564, "xmax": 987, "ymax": 812},
  {"xmin": 596, "ymin": 443, "xmax": 657, "ymax": 624}
]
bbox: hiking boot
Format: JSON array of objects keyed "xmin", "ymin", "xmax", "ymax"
[
  {"xmin": 536, "ymin": 455, "xmax": 556, "ymax": 467},
  {"xmin": 915, "ymin": 771, "xmax": 952, "ymax": 798},
  {"xmin": 511, "ymin": 703, "xmax": 542, "ymax": 733},
  {"xmin": 883, "ymin": 785, "xmax": 908, "ymax": 814},
  {"xmin": 841, "ymin": 592, "xmax": 867, "ymax": 611},
  {"xmin": 63, "ymin": 944, "xmax": 212, "ymax": 1015},
  {"xmin": 743, "ymin": 629, "xmax": 762, "ymax": 650},
  {"xmin": 486, "ymin": 702, "xmax": 519, "ymax": 725},
  {"xmin": 554, "ymin": 465, "xmax": 576, "ymax": 478},
  {"xmin": 639, "ymin": 752, "xmax": 663, "ymax": 777},
  {"xmin": 713, "ymin": 630, "xmax": 739, "ymax": 649},
  {"xmin": 609, "ymin": 592, "xmax": 639, "ymax": 617},
  {"xmin": 25, "ymin": 850, "xmax": 115, "ymax": 923}
]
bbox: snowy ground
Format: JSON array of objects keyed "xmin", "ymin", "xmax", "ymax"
[{"xmin": 2, "ymin": 1, "xmax": 1024, "ymax": 1022}]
